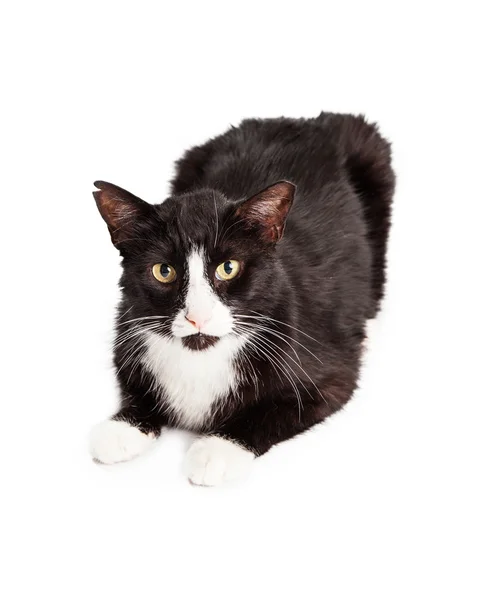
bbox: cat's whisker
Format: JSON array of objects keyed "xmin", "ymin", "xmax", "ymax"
[
  {"xmin": 234, "ymin": 320, "xmax": 302, "ymax": 363},
  {"xmin": 116, "ymin": 326, "xmax": 153, "ymax": 359},
  {"xmin": 114, "ymin": 323, "xmax": 161, "ymax": 348},
  {"xmin": 235, "ymin": 322, "xmax": 330, "ymax": 410},
  {"xmin": 247, "ymin": 340, "xmax": 304, "ymax": 420},
  {"xmin": 235, "ymin": 330, "xmax": 300, "ymax": 409},
  {"xmin": 119, "ymin": 315, "xmax": 169, "ymax": 326},
  {"xmin": 253, "ymin": 330, "xmax": 328, "ymax": 407},
  {"xmin": 236, "ymin": 340, "xmax": 260, "ymax": 400},
  {"xmin": 237, "ymin": 312, "xmax": 326, "ymax": 353},
  {"xmin": 237, "ymin": 325, "xmax": 314, "ymax": 401},
  {"xmin": 234, "ymin": 326, "xmax": 305, "ymax": 417},
  {"xmin": 127, "ymin": 350, "xmax": 147, "ymax": 385},
  {"xmin": 234, "ymin": 317, "xmax": 326, "ymax": 366},
  {"xmin": 115, "ymin": 324, "xmax": 170, "ymax": 374},
  {"xmin": 241, "ymin": 352, "xmax": 260, "ymax": 400},
  {"xmin": 114, "ymin": 319, "xmax": 170, "ymax": 348},
  {"xmin": 117, "ymin": 337, "xmax": 147, "ymax": 375},
  {"xmin": 117, "ymin": 305, "xmax": 134, "ymax": 320},
  {"xmin": 113, "ymin": 329, "xmax": 145, "ymax": 349}
]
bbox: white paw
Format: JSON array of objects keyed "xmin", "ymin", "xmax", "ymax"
[
  {"xmin": 183, "ymin": 436, "xmax": 255, "ymax": 486},
  {"xmin": 89, "ymin": 419, "xmax": 155, "ymax": 464}
]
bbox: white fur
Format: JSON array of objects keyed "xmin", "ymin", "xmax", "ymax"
[
  {"xmin": 141, "ymin": 247, "xmax": 247, "ymax": 428},
  {"xmin": 89, "ymin": 419, "xmax": 155, "ymax": 464},
  {"xmin": 184, "ymin": 436, "xmax": 255, "ymax": 486},
  {"xmin": 142, "ymin": 333, "xmax": 245, "ymax": 428}
]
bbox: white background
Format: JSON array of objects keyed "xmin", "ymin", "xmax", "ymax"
[{"xmin": 1, "ymin": 1, "xmax": 478, "ymax": 598}]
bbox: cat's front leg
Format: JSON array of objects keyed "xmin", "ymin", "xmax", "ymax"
[
  {"xmin": 184, "ymin": 382, "xmax": 352, "ymax": 486},
  {"xmin": 183, "ymin": 436, "xmax": 255, "ymax": 486},
  {"xmin": 89, "ymin": 403, "xmax": 164, "ymax": 465},
  {"xmin": 183, "ymin": 397, "xmax": 320, "ymax": 486}
]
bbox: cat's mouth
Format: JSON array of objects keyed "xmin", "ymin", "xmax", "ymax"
[{"xmin": 181, "ymin": 334, "xmax": 220, "ymax": 351}]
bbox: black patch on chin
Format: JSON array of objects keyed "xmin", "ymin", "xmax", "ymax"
[{"xmin": 181, "ymin": 334, "xmax": 220, "ymax": 351}]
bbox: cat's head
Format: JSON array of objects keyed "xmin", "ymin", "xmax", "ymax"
[{"xmin": 94, "ymin": 180, "xmax": 295, "ymax": 351}]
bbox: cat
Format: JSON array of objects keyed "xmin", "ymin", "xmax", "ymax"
[{"xmin": 89, "ymin": 112, "xmax": 395, "ymax": 486}]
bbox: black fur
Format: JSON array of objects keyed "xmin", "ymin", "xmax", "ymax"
[{"xmin": 94, "ymin": 113, "xmax": 394, "ymax": 456}]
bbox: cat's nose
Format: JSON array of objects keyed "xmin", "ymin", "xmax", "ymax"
[{"xmin": 185, "ymin": 314, "xmax": 208, "ymax": 331}]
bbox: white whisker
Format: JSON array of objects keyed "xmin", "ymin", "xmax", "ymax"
[
  {"xmin": 235, "ymin": 313, "xmax": 326, "ymax": 365},
  {"xmin": 235, "ymin": 326, "xmax": 304, "ymax": 418},
  {"xmin": 119, "ymin": 315, "xmax": 169, "ymax": 326},
  {"xmin": 237, "ymin": 312, "xmax": 326, "ymax": 355}
]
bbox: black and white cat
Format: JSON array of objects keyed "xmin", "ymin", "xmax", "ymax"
[{"xmin": 89, "ymin": 113, "xmax": 395, "ymax": 485}]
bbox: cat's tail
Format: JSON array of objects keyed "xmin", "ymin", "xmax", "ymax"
[{"xmin": 329, "ymin": 114, "xmax": 395, "ymax": 312}]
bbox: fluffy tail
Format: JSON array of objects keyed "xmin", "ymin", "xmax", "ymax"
[{"xmin": 330, "ymin": 114, "xmax": 395, "ymax": 311}]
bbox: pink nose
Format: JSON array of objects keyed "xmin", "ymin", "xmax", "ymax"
[{"xmin": 186, "ymin": 314, "xmax": 207, "ymax": 330}]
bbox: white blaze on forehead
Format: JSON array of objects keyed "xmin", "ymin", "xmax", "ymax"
[{"xmin": 185, "ymin": 249, "xmax": 215, "ymax": 325}]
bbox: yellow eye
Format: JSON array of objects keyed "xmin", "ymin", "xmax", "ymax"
[
  {"xmin": 152, "ymin": 263, "xmax": 177, "ymax": 283},
  {"xmin": 215, "ymin": 260, "xmax": 240, "ymax": 281}
]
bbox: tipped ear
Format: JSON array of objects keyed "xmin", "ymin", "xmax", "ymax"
[
  {"xmin": 235, "ymin": 181, "xmax": 295, "ymax": 243},
  {"xmin": 93, "ymin": 181, "xmax": 150, "ymax": 246}
]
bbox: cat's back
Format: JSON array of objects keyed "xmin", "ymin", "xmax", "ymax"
[{"xmin": 171, "ymin": 114, "xmax": 345, "ymax": 199}]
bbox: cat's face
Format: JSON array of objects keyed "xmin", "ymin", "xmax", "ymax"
[{"xmin": 94, "ymin": 181, "xmax": 295, "ymax": 351}]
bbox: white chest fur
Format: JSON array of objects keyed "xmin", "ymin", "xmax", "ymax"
[{"xmin": 141, "ymin": 332, "xmax": 245, "ymax": 428}]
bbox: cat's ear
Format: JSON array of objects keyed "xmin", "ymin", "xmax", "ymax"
[
  {"xmin": 93, "ymin": 181, "xmax": 151, "ymax": 247},
  {"xmin": 235, "ymin": 181, "xmax": 295, "ymax": 243}
]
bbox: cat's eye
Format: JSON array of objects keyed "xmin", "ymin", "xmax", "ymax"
[
  {"xmin": 215, "ymin": 260, "xmax": 240, "ymax": 281},
  {"xmin": 152, "ymin": 263, "xmax": 177, "ymax": 283}
]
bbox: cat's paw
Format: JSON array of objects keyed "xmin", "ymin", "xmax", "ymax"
[
  {"xmin": 89, "ymin": 419, "xmax": 155, "ymax": 465},
  {"xmin": 183, "ymin": 436, "xmax": 255, "ymax": 486}
]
